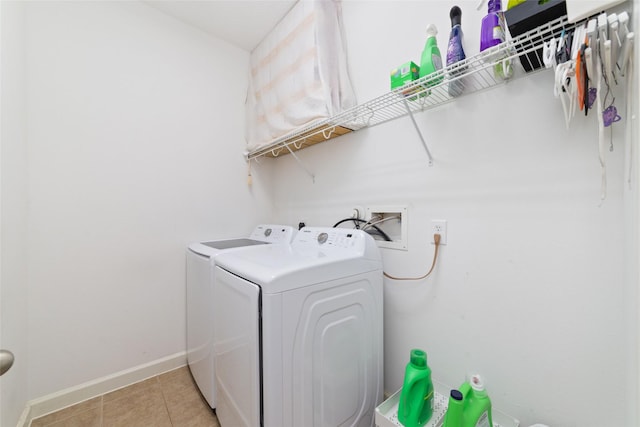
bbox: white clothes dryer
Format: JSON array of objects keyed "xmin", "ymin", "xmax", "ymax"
[
  {"xmin": 186, "ymin": 224, "xmax": 295, "ymax": 409},
  {"xmin": 212, "ymin": 227, "xmax": 384, "ymax": 427}
]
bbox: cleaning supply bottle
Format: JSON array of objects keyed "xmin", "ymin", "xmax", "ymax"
[
  {"xmin": 446, "ymin": 6, "xmax": 466, "ymax": 96},
  {"xmin": 419, "ymin": 24, "xmax": 443, "ymax": 87},
  {"xmin": 461, "ymin": 374, "xmax": 494, "ymax": 427},
  {"xmin": 480, "ymin": 0, "xmax": 505, "ymax": 52},
  {"xmin": 479, "ymin": 0, "xmax": 512, "ymax": 79},
  {"xmin": 506, "ymin": 0, "xmax": 525, "ymax": 9},
  {"xmin": 442, "ymin": 389, "xmax": 464, "ymax": 427},
  {"xmin": 397, "ymin": 349, "xmax": 434, "ymax": 427}
]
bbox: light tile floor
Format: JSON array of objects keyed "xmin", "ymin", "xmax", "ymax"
[{"xmin": 30, "ymin": 366, "xmax": 219, "ymax": 427}]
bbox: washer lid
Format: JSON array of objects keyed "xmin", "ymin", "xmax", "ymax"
[
  {"xmin": 187, "ymin": 224, "xmax": 296, "ymax": 257},
  {"xmin": 202, "ymin": 239, "xmax": 268, "ymax": 250},
  {"xmin": 215, "ymin": 227, "xmax": 382, "ymax": 294}
]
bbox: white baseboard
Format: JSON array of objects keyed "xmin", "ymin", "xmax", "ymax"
[
  {"xmin": 16, "ymin": 405, "xmax": 31, "ymax": 427},
  {"xmin": 19, "ymin": 351, "xmax": 186, "ymax": 427}
]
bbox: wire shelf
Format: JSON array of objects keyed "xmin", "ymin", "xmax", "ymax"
[{"xmin": 246, "ymin": 16, "xmax": 576, "ymax": 161}]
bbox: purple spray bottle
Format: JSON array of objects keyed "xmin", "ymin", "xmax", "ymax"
[
  {"xmin": 480, "ymin": 0, "xmax": 505, "ymax": 52},
  {"xmin": 479, "ymin": 0, "xmax": 512, "ymax": 79},
  {"xmin": 446, "ymin": 6, "xmax": 466, "ymax": 96}
]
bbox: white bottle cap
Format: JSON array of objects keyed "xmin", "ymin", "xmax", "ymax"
[
  {"xmin": 426, "ymin": 24, "xmax": 438, "ymax": 38},
  {"xmin": 470, "ymin": 374, "xmax": 485, "ymax": 391}
]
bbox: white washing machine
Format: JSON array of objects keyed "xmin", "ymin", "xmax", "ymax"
[
  {"xmin": 186, "ymin": 224, "xmax": 296, "ymax": 409},
  {"xmin": 212, "ymin": 227, "xmax": 384, "ymax": 427}
]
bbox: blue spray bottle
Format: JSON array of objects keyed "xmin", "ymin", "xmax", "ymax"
[{"xmin": 446, "ymin": 6, "xmax": 466, "ymax": 96}]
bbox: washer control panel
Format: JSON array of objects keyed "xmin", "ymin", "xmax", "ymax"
[
  {"xmin": 248, "ymin": 224, "xmax": 295, "ymax": 243},
  {"xmin": 295, "ymin": 227, "xmax": 362, "ymax": 251}
]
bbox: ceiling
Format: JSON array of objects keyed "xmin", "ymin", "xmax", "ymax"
[{"xmin": 144, "ymin": 0, "xmax": 298, "ymax": 52}]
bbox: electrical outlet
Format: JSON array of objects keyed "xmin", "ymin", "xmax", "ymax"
[{"xmin": 431, "ymin": 220, "xmax": 447, "ymax": 245}]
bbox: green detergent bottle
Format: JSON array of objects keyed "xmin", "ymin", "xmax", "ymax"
[
  {"xmin": 442, "ymin": 389, "xmax": 464, "ymax": 427},
  {"xmin": 458, "ymin": 375, "xmax": 493, "ymax": 427},
  {"xmin": 398, "ymin": 349, "xmax": 434, "ymax": 427}
]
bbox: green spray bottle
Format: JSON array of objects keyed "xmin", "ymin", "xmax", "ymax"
[
  {"xmin": 419, "ymin": 24, "xmax": 443, "ymax": 87},
  {"xmin": 397, "ymin": 349, "xmax": 434, "ymax": 427}
]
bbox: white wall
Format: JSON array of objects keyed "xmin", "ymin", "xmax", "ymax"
[
  {"xmin": 8, "ymin": 1, "xmax": 638, "ymax": 426},
  {"xmin": 264, "ymin": 1, "xmax": 637, "ymax": 426},
  {"xmin": 1, "ymin": 1, "xmax": 30, "ymax": 425},
  {"xmin": 23, "ymin": 1, "xmax": 273, "ymax": 400}
]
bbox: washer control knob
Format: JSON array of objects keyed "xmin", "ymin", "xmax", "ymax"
[
  {"xmin": 264, "ymin": 228, "xmax": 272, "ymax": 237},
  {"xmin": 317, "ymin": 232, "xmax": 328, "ymax": 244}
]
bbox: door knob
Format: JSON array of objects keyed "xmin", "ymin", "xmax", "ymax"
[{"xmin": 0, "ymin": 350, "xmax": 15, "ymax": 376}]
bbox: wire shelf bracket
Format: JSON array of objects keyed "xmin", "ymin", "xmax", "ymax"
[
  {"xmin": 285, "ymin": 144, "xmax": 315, "ymax": 183},
  {"xmin": 403, "ymin": 98, "xmax": 434, "ymax": 165}
]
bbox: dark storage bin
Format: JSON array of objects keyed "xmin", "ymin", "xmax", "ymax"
[{"xmin": 505, "ymin": 0, "xmax": 567, "ymax": 71}]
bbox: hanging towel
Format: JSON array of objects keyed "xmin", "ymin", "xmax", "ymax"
[{"xmin": 245, "ymin": 0, "xmax": 357, "ymax": 151}]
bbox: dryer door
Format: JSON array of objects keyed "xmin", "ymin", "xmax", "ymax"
[
  {"xmin": 213, "ymin": 266, "xmax": 261, "ymax": 427},
  {"xmin": 278, "ymin": 272, "xmax": 383, "ymax": 427}
]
